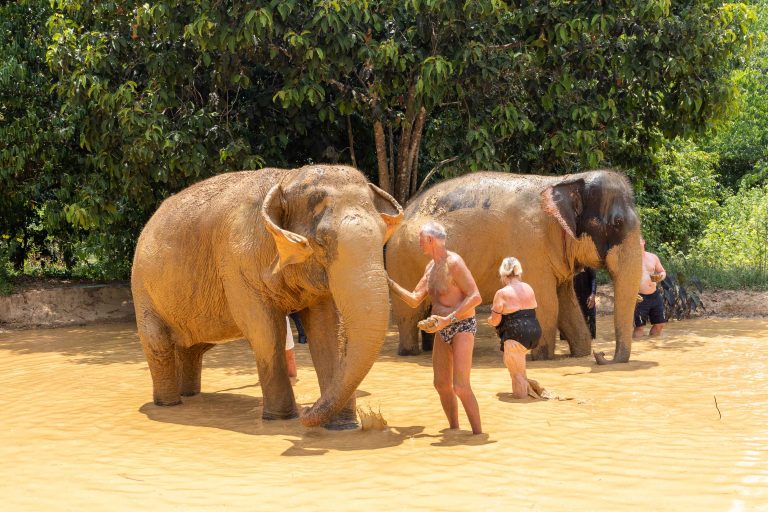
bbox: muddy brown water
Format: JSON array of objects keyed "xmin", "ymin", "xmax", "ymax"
[{"xmin": 1, "ymin": 318, "xmax": 766, "ymax": 511}]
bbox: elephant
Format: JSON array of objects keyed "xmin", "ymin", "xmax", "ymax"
[
  {"xmin": 131, "ymin": 165, "xmax": 403, "ymax": 429},
  {"xmin": 385, "ymin": 170, "xmax": 642, "ymax": 364}
]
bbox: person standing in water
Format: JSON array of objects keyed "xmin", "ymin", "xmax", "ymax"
[
  {"xmin": 487, "ymin": 257, "xmax": 542, "ymax": 399},
  {"xmin": 634, "ymin": 236, "xmax": 667, "ymax": 338},
  {"xmin": 387, "ymin": 221, "xmax": 483, "ymax": 435},
  {"xmin": 573, "ymin": 266, "xmax": 597, "ymax": 339}
]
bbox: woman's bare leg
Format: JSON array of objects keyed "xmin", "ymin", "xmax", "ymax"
[
  {"xmin": 451, "ymin": 332, "xmax": 482, "ymax": 434},
  {"xmin": 503, "ymin": 340, "xmax": 529, "ymax": 399},
  {"xmin": 432, "ymin": 333, "xmax": 459, "ymax": 429}
]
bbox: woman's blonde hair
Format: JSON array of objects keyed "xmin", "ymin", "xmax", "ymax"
[{"xmin": 499, "ymin": 256, "xmax": 523, "ymax": 279}]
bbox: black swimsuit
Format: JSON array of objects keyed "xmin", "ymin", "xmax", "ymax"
[{"xmin": 495, "ymin": 309, "xmax": 542, "ymax": 351}]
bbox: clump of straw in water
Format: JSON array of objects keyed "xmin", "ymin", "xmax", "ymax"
[{"xmin": 356, "ymin": 405, "xmax": 388, "ymax": 431}]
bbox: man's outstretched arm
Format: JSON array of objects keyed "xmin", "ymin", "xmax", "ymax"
[{"xmin": 388, "ymin": 271, "xmax": 429, "ymax": 309}]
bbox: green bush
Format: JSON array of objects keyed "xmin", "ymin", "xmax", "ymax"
[
  {"xmin": 636, "ymin": 139, "xmax": 725, "ymax": 255},
  {"xmin": 696, "ymin": 183, "xmax": 768, "ymax": 269},
  {"xmin": 0, "ymin": 242, "xmax": 14, "ymax": 295},
  {"xmin": 655, "ymin": 183, "xmax": 768, "ymax": 289}
]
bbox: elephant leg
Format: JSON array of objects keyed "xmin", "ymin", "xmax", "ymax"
[
  {"xmin": 225, "ymin": 291, "xmax": 297, "ymax": 420},
  {"xmin": 530, "ymin": 277, "xmax": 558, "ymax": 361},
  {"xmin": 393, "ymin": 294, "xmax": 430, "ymax": 356},
  {"xmin": 299, "ymin": 300, "xmax": 358, "ymax": 430},
  {"xmin": 137, "ymin": 310, "xmax": 181, "ymax": 406},
  {"xmin": 177, "ymin": 343, "xmax": 214, "ymax": 397},
  {"xmin": 556, "ymin": 283, "xmax": 592, "ymax": 357},
  {"xmin": 421, "ymin": 305, "xmax": 435, "ymax": 351}
]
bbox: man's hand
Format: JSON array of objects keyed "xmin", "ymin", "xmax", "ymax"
[
  {"xmin": 434, "ymin": 315, "xmax": 452, "ymax": 331},
  {"xmin": 587, "ymin": 294, "xmax": 596, "ymax": 309},
  {"xmin": 418, "ymin": 315, "xmax": 452, "ymax": 333}
]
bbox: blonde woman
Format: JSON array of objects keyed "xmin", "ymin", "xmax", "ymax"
[{"xmin": 487, "ymin": 257, "xmax": 542, "ymax": 399}]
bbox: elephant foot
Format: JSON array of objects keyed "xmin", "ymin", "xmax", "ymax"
[
  {"xmin": 180, "ymin": 390, "xmax": 200, "ymax": 397},
  {"xmin": 262, "ymin": 409, "xmax": 300, "ymax": 421},
  {"xmin": 398, "ymin": 345, "xmax": 422, "ymax": 356},
  {"xmin": 153, "ymin": 398, "xmax": 182, "ymax": 406},
  {"xmin": 569, "ymin": 345, "xmax": 592, "ymax": 358},
  {"xmin": 529, "ymin": 348, "xmax": 552, "ymax": 361},
  {"xmin": 323, "ymin": 418, "xmax": 359, "ymax": 430},
  {"xmin": 593, "ymin": 350, "xmax": 627, "ymax": 365}
]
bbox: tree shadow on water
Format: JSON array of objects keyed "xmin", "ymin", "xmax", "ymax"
[{"xmin": 139, "ymin": 391, "xmax": 423, "ymax": 456}]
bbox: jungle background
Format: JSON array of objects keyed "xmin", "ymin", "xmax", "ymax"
[{"xmin": 1, "ymin": 0, "xmax": 767, "ymax": 294}]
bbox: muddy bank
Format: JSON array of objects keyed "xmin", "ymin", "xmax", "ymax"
[
  {"xmin": 2, "ymin": 281, "xmax": 767, "ymax": 332},
  {"xmin": 595, "ymin": 284, "xmax": 768, "ymax": 318},
  {"xmin": 0, "ymin": 282, "xmax": 134, "ymax": 330}
]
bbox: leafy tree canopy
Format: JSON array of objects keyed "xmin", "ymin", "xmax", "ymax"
[{"xmin": 0, "ymin": 0, "xmax": 760, "ymax": 276}]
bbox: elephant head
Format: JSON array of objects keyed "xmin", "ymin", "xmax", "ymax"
[
  {"xmin": 261, "ymin": 168, "xmax": 403, "ymax": 427},
  {"xmin": 541, "ymin": 170, "xmax": 643, "ymax": 364}
]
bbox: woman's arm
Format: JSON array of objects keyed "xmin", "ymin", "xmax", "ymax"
[{"xmin": 487, "ymin": 291, "xmax": 505, "ymax": 327}]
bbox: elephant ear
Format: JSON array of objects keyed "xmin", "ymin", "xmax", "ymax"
[
  {"xmin": 261, "ymin": 184, "xmax": 314, "ymax": 271},
  {"xmin": 541, "ymin": 178, "xmax": 586, "ymax": 239},
  {"xmin": 368, "ymin": 183, "xmax": 404, "ymax": 243}
]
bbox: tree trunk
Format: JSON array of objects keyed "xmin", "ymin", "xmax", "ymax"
[
  {"xmin": 405, "ymin": 107, "xmax": 426, "ymax": 200},
  {"xmin": 388, "ymin": 123, "xmax": 395, "ymax": 193},
  {"xmin": 346, "ymin": 115, "xmax": 357, "ymax": 168},
  {"xmin": 394, "ymin": 106, "xmax": 427, "ymax": 205},
  {"xmin": 373, "ymin": 119, "xmax": 390, "ymax": 193}
]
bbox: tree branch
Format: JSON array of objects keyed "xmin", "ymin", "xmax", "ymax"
[{"xmin": 414, "ymin": 156, "xmax": 459, "ymax": 199}]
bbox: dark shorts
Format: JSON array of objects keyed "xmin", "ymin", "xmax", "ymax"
[
  {"xmin": 496, "ymin": 309, "xmax": 542, "ymax": 351},
  {"xmin": 634, "ymin": 290, "xmax": 667, "ymax": 327},
  {"xmin": 438, "ymin": 317, "xmax": 477, "ymax": 345}
]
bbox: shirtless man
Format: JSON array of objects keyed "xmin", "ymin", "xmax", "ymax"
[
  {"xmin": 634, "ymin": 237, "xmax": 667, "ymax": 338},
  {"xmin": 388, "ymin": 221, "xmax": 483, "ymax": 434}
]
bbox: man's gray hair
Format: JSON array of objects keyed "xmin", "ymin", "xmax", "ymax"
[{"xmin": 420, "ymin": 221, "xmax": 447, "ymax": 240}]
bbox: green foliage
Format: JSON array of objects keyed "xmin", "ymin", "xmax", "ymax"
[
  {"xmin": 0, "ymin": 0, "xmax": 761, "ymax": 280},
  {"xmin": 0, "ymin": 243, "xmax": 13, "ymax": 295},
  {"xmin": 702, "ymin": 0, "xmax": 768, "ymax": 189},
  {"xmin": 696, "ymin": 182, "xmax": 768, "ymax": 270},
  {"xmin": 0, "ymin": 0, "xmax": 83, "ymax": 271},
  {"xmin": 636, "ymin": 139, "xmax": 724, "ymax": 255}
]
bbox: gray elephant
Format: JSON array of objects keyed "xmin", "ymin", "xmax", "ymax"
[
  {"xmin": 386, "ymin": 170, "xmax": 642, "ymax": 364},
  {"xmin": 131, "ymin": 165, "xmax": 403, "ymax": 429}
]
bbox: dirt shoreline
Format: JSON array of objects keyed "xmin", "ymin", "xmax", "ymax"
[{"xmin": 1, "ymin": 281, "xmax": 768, "ymax": 331}]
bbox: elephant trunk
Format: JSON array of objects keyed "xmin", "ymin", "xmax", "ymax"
[
  {"xmin": 300, "ymin": 231, "xmax": 390, "ymax": 427},
  {"xmin": 595, "ymin": 229, "xmax": 642, "ymax": 364}
]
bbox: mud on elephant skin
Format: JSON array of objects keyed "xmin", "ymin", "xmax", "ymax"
[
  {"xmin": 131, "ymin": 165, "xmax": 403, "ymax": 429},
  {"xmin": 385, "ymin": 170, "xmax": 641, "ymax": 364}
]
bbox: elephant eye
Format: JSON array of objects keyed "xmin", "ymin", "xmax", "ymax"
[{"xmin": 613, "ymin": 217, "xmax": 624, "ymax": 226}]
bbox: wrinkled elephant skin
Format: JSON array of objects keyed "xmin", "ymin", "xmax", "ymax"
[
  {"xmin": 386, "ymin": 170, "xmax": 641, "ymax": 364},
  {"xmin": 132, "ymin": 165, "xmax": 403, "ymax": 429}
]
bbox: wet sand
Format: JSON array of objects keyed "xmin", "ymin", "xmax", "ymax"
[{"xmin": 1, "ymin": 318, "xmax": 766, "ymax": 511}]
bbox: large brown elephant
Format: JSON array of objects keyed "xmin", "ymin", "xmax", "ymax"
[
  {"xmin": 386, "ymin": 170, "xmax": 642, "ymax": 364},
  {"xmin": 131, "ymin": 165, "xmax": 403, "ymax": 429}
]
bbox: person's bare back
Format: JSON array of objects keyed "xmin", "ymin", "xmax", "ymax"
[{"xmin": 494, "ymin": 280, "xmax": 537, "ymax": 314}]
